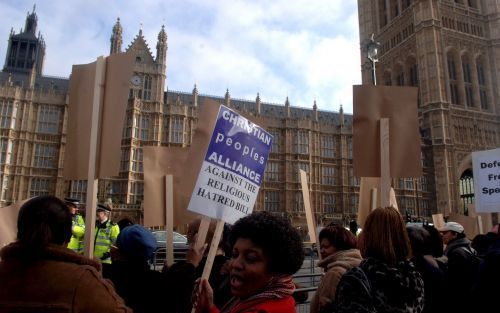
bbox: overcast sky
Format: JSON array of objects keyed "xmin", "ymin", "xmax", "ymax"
[{"xmin": 0, "ymin": 0, "xmax": 361, "ymax": 113}]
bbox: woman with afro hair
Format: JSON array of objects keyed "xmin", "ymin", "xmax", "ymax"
[{"xmin": 194, "ymin": 211, "xmax": 305, "ymax": 313}]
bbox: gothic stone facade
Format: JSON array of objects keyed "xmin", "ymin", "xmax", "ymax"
[
  {"xmin": 358, "ymin": 0, "xmax": 500, "ymax": 216},
  {"xmin": 0, "ymin": 9, "xmax": 439, "ymax": 225}
]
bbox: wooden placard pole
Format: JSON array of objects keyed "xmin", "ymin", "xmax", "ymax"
[
  {"xmin": 299, "ymin": 170, "xmax": 317, "ymax": 244},
  {"xmin": 194, "ymin": 216, "xmax": 211, "ymax": 251},
  {"xmin": 379, "ymin": 118, "xmax": 391, "ymax": 208},
  {"xmin": 370, "ymin": 188, "xmax": 378, "ymax": 211},
  {"xmin": 477, "ymin": 215, "xmax": 484, "ymax": 234},
  {"xmin": 165, "ymin": 175, "xmax": 174, "ymax": 266},
  {"xmin": 191, "ymin": 219, "xmax": 224, "ymax": 313},
  {"xmin": 83, "ymin": 56, "xmax": 106, "ymax": 259}
]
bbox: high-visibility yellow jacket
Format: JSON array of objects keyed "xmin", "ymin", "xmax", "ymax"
[
  {"xmin": 67, "ymin": 214, "xmax": 85, "ymax": 254},
  {"xmin": 94, "ymin": 220, "xmax": 119, "ymax": 264}
]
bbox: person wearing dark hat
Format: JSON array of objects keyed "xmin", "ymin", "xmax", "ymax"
[
  {"xmin": 439, "ymin": 221, "xmax": 480, "ymax": 313},
  {"xmin": 107, "ymin": 224, "xmax": 207, "ymax": 313},
  {"xmin": 65, "ymin": 197, "xmax": 85, "ymax": 254},
  {"xmin": 94, "ymin": 204, "xmax": 120, "ymax": 265}
]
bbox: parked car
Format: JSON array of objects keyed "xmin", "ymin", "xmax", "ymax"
[{"xmin": 150, "ymin": 230, "xmax": 189, "ymax": 268}]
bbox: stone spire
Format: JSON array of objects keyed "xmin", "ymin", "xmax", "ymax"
[
  {"xmin": 313, "ymin": 100, "xmax": 318, "ymax": 121},
  {"xmin": 110, "ymin": 17, "xmax": 123, "ymax": 54},
  {"xmin": 256, "ymin": 93, "xmax": 261, "ymax": 115},
  {"xmin": 339, "ymin": 104, "xmax": 344, "ymax": 126},
  {"xmin": 225, "ymin": 89, "xmax": 231, "ymax": 107},
  {"xmin": 192, "ymin": 84, "xmax": 198, "ymax": 107},
  {"xmin": 25, "ymin": 5, "xmax": 38, "ymax": 35},
  {"xmin": 156, "ymin": 25, "xmax": 167, "ymax": 64},
  {"xmin": 285, "ymin": 96, "xmax": 291, "ymax": 118}
]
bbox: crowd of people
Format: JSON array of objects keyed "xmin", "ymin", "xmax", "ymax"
[{"xmin": 0, "ymin": 195, "xmax": 499, "ymax": 313}]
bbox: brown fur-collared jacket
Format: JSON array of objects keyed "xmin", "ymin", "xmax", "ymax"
[
  {"xmin": 310, "ymin": 249, "xmax": 362, "ymax": 313},
  {"xmin": 0, "ymin": 242, "xmax": 131, "ymax": 313}
]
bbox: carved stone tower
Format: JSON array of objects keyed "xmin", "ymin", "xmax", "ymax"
[{"xmin": 3, "ymin": 5, "xmax": 46, "ymax": 75}]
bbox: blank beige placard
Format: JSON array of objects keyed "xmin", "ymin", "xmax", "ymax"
[
  {"xmin": 143, "ymin": 146, "xmax": 199, "ymax": 227},
  {"xmin": 357, "ymin": 177, "xmax": 399, "ymax": 227},
  {"xmin": 64, "ymin": 61, "xmax": 97, "ymax": 180},
  {"xmin": 353, "ymin": 85, "xmax": 422, "ymax": 178},
  {"xmin": 468, "ymin": 204, "xmax": 493, "ymax": 233},
  {"xmin": 143, "ymin": 99, "xmax": 220, "ymax": 227},
  {"xmin": 98, "ymin": 51, "xmax": 135, "ymax": 178},
  {"xmin": 449, "ymin": 213, "xmax": 479, "ymax": 239},
  {"xmin": 64, "ymin": 52, "xmax": 134, "ymax": 180},
  {"xmin": 432, "ymin": 214, "xmax": 445, "ymax": 230},
  {"xmin": 0, "ymin": 199, "xmax": 29, "ymax": 247}
]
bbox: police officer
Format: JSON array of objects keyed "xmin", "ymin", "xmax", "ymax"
[
  {"xmin": 94, "ymin": 204, "xmax": 120, "ymax": 264},
  {"xmin": 65, "ymin": 197, "xmax": 85, "ymax": 254}
]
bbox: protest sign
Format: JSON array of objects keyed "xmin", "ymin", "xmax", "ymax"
[
  {"xmin": 472, "ymin": 148, "xmax": 500, "ymax": 213},
  {"xmin": 449, "ymin": 213, "xmax": 479, "ymax": 239},
  {"xmin": 64, "ymin": 51, "xmax": 134, "ymax": 180},
  {"xmin": 357, "ymin": 177, "xmax": 399, "ymax": 227},
  {"xmin": 353, "ymin": 85, "xmax": 421, "ymax": 178},
  {"xmin": 468, "ymin": 203, "xmax": 493, "ymax": 234},
  {"xmin": 0, "ymin": 199, "xmax": 28, "ymax": 247},
  {"xmin": 432, "ymin": 213, "xmax": 445, "ymax": 230},
  {"xmin": 187, "ymin": 105, "xmax": 272, "ymax": 224}
]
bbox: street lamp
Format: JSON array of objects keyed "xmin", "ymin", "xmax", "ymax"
[{"xmin": 366, "ymin": 34, "xmax": 381, "ymax": 85}]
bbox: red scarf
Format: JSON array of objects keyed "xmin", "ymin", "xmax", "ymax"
[{"xmin": 220, "ymin": 275, "xmax": 295, "ymax": 313}]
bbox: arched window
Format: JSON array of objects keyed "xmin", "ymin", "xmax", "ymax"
[
  {"xmin": 447, "ymin": 52, "xmax": 460, "ymax": 104},
  {"xmin": 462, "ymin": 55, "xmax": 474, "ymax": 107},
  {"xmin": 390, "ymin": 0, "xmax": 399, "ymax": 18},
  {"xmin": 396, "ymin": 67, "xmax": 404, "ymax": 86},
  {"xmin": 383, "ymin": 71, "xmax": 392, "ymax": 86},
  {"xmin": 459, "ymin": 169, "xmax": 474, "ymax": 214},
  {"xmin": 379, "ymin": 0, "xmax": 388, "ymax": 28},
  {"xmin": 476, "ymin": 57, "xmax": 488, "ymax": 110},
  {"xmin": 407, "ymin": 57, "xmax": 418, "ymax": 86}
]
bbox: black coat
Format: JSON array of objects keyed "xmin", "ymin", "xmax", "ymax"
[
  {"xmin": 333, "ymin": 257, "xmax": 424, "ymax": 313},
  {"xmin": 107, "ymin": 260, "xmax": 197, "ymax": 313},
  {"xmin": 443, "ymin": 237, "xmax": 480, "ymax": 313},
  {"xmin": 412, "ymin": 256, "xmax": 448, "ymax": 313},
  {"xmin": 473, "ymin": 239, "xmax": 500, "ymax": 312}
]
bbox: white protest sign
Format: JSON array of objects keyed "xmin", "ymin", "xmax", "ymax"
[
  {"xmin": 472, "ymin": 148, "xmax": 500, "ymax": 213},
  {"xmin": 187, "ymin": 105, "xmax": 272, "ymax": 224}
]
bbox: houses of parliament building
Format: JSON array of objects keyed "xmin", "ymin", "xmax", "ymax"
[{"xmin": 1, "ymin": 1, "xmax": 499, "ymax": 225}]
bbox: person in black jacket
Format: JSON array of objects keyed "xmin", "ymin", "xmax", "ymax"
[
  {"xmin": 473, "ymin": 226, "xmax": 500, "ymax": 312},
  {"xmin": 439, "ymin": 222, "xmax": 480, "ymax": 313},
  {"xmin": 407, "ymin": 225, "xmax": 448, "ymax": 313},
  {"xmin": 107, "ymin": 224, "xmax": 206, "ymax": 313}
]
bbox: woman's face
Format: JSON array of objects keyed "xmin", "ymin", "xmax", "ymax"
[
  {"xmin": 320, "ymin": 238, "xmax": 337, "ymax": 259},
  {"xmin": 229, "ymin": 238, "xmax": 272, "ymax": 299}
]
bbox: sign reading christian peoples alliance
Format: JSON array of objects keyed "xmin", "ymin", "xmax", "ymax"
[{"xmin": 187, "ymin": 105, "xmax": 272, "ymax": 224}]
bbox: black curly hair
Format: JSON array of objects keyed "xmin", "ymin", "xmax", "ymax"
[{"xmin": 229, "ymin": 211, "xmax": 304, "ymax": 275}]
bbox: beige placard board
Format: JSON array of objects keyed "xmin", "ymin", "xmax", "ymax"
[
  {"xmin": 432, "ymin": 214, "xmax": 445, "ymax": 230},
  {"xmin": 467, "ymin": 203, "xmax": 493, "ymax": 234},
  {"xmin": 0, "ymin": 199, "xmax": 29, "ymax": 247},
  {"xmin": 448, "ymin": 213, "xmax": 479, "ymax": 239},
  {"xmin": 143, "ymin": 146, "xmax": 199, "ymax": 227},
  {"xmin": 357, "ymin": 177, "xmax": 399, "ymax": 227},
  {"xmin": 143, "ymin": 99, "xmax": 220, "ymax": 227},
  {"xmin": 64, "ymin": 51, "xmax": 134, "ymax": 180},
  {"xmin": 353, "ymin": 85, "xmax": 422, "ymax": 178}
]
